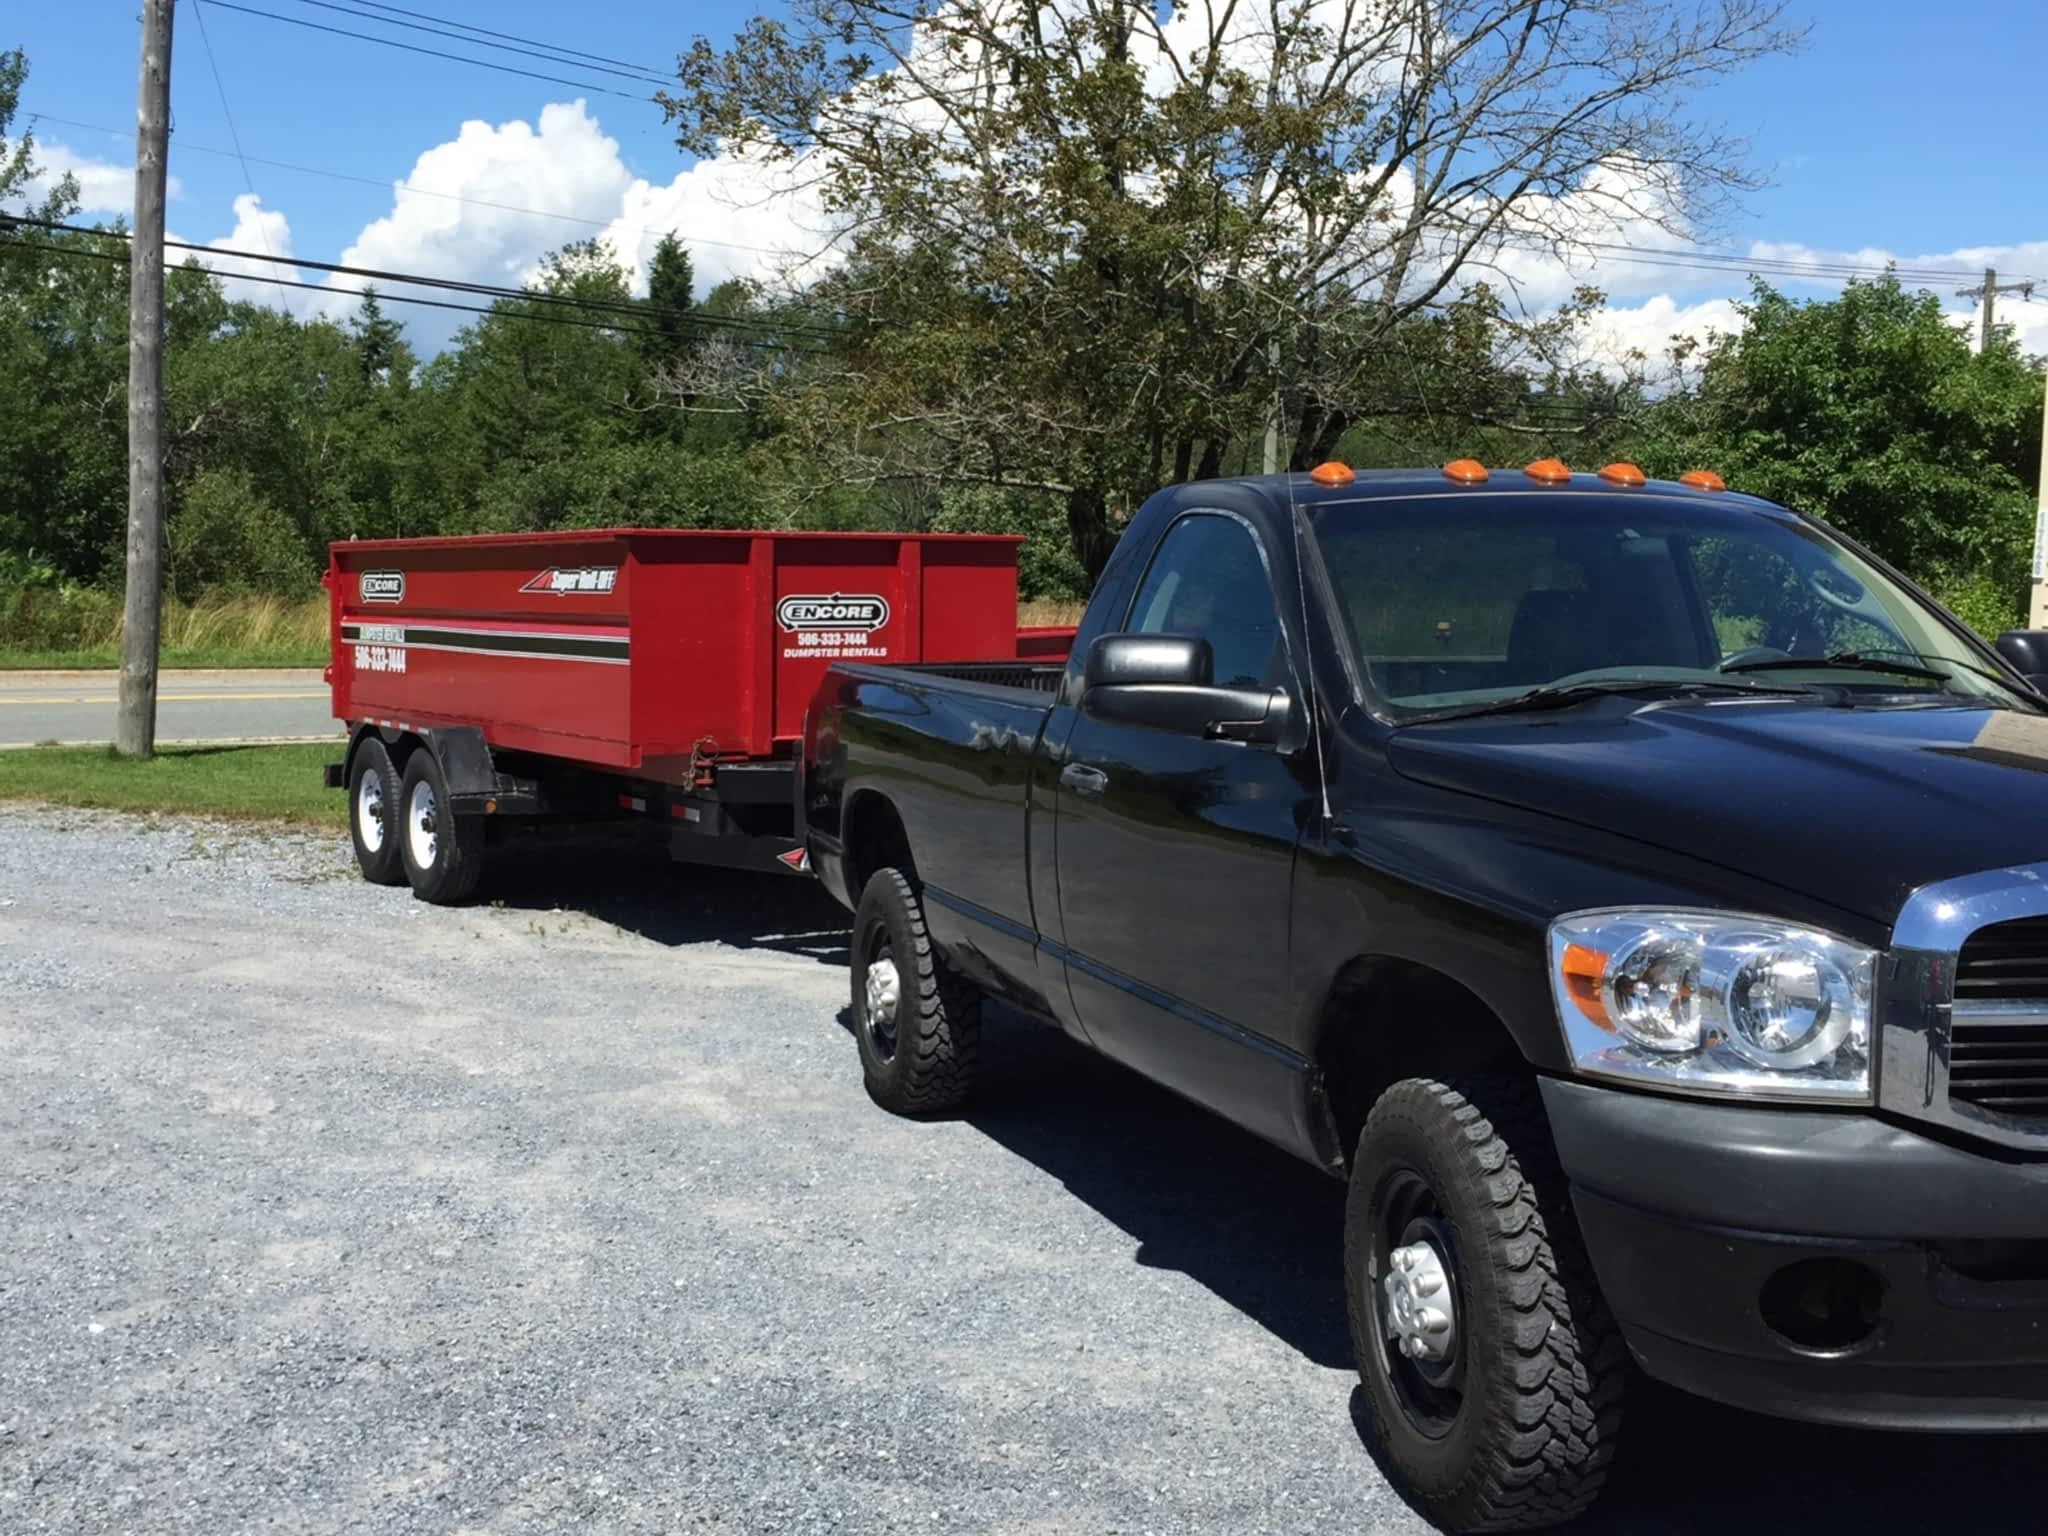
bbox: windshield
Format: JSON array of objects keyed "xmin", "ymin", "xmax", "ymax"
[{"xmin": 1307, "ymin": 492, "xmax": 2024, "ymax": 719}]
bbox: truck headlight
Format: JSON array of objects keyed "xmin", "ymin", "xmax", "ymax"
[{"xmin": 1548, "ymin": 910, "xmax": 1874, "ymax": 1102}]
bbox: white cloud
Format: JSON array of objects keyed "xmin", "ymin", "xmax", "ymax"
[
  {"xmin": 1571, "ymin": 294, "xmax": 1746, "ymax": 377},
  {"xmin": 12, "ymin": 137, "xmax": 183, "ymax": 217},
  {"xmin": 323, "ymin": 100, "xmax": 829, "ymax": 316},
  {"xmin": 173, "ymin": 192, "xmax": 310, "ymax": 311}
]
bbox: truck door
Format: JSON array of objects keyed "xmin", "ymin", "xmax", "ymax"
[{"xmin": 1050, "ymin": 509, "xmax": 1318, "ymax": 1146}]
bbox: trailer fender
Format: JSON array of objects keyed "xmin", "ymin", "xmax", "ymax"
[{"xmin": 401, "ymin": 725, "xmax": 543, "ymax": 816}]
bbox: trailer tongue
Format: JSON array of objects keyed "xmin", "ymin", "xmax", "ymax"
[{"xmin": 324, "ymin": 528, "xmax": 1071, "ymax": 898}]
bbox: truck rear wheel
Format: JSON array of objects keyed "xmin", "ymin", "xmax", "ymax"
[
  {"xmin": 397, "ymin": 749, "xmax": 485, "ymax": 905},
  {"xmin": 348, "ymin": 737, "xmax": 406, "ymax": 887},
  {"xmin": 851, "ymin": 868, "xmax": 981, "ymax": 1115},
  {"xmin": 1345, "ymin": 1077, "xmax": 1625, "ymax": 1533}
]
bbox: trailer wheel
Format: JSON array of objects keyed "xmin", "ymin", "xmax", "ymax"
[
  {"xmin": 1346, "ymin": 1077, "xmax": 1625, "ymax": 1534},
  {"xmin": 397, "ymin": 749, "xmax": 485, "ymax": 905},
  {"xmin": 851, "ymin": 868, "xmax": 981, "ymax": 1115},
  {"xmin": 347, "ymin": 738, "xmax": 406, "ymax": 887}
]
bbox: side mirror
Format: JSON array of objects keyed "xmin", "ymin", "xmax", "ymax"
[
  {"xmin": 1994, "ymin": 630, "xmax": 2048, "ymax": 696},
  {"xmin": 1081, "ymin": 633, "xmax": 1296, "ymax": 745},
  {"xmin": 1083, "ymin": 633, "xmax": 1212, "ymax": 689}
]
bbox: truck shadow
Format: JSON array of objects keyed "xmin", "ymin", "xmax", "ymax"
[
  {"xmin": 1564, "ymin": 1378, "xmax": 2045, "ymax": 1533},
  {"xmin": 943, "ymin": 1011, "xmax": 2044, "ymax": 1531},
  {"xmin": 480, "ymin": 829, "xmax": 852, "ymax": 966},
  {"xmin": 945, "ymin": 1006, "xmax": 1354, "ymax": 1369}
]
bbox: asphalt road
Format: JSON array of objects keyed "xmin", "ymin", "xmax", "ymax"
[
  {"xmin": 0, "ymin": 670, "xmax": 335, "ymax": 747},
  {"xmin": 2, "ymin": 808, "xmax": 2043, "ymax": 1535}
]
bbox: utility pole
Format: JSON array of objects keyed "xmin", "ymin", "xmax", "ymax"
[
  {"xmin": 119, "ymin": 0, "xmax": 174, "ymax": 759},
  {"xmin": 2033, "ymin": 369, "xmax": 2048, "ymax": 628},
  {"xmin": 1263, "ymin": 338, "xmax": 1281, "ymax": 475},
  {"xmin": 1955, "ymin": 269, "xmax": 2048, "ymax": 628},
  {"xmin": 1956, "ymin": 267, "xmax": 2035, "ymax": 357}
]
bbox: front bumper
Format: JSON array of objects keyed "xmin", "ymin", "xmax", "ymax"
[{"xmin": 1541, "ymin": 1078, "xmax": 2048, "ymax": 1431}]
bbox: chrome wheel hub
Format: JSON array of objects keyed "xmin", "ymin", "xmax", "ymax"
[
  {"xmin": 408, "ymin": 780, "xmax": 439, "ymax": 869},
  {"xmin": 1383, "ymin": 1239, "xmax": 1457, "ymax": 1363},
  {"xmin": 864, "ymin": 956, "xmax": 901, "ymax": 1031},
  {"xmin": 357, "ymin": 769, "xmax": 386, "ymax": 853}
]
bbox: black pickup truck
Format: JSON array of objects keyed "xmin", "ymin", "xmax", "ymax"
[{"xmin": 798, "ymin": 461, "xmax": 2048, "ymax": 1532}]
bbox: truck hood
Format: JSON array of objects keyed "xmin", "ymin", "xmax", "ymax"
[{"xmin": 1387, "ymin": 697, "xmax": 2048, "ymax": 929}]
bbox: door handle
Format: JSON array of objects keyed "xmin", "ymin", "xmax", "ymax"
[{"xmin": 1060, "ymin": 763, "xmax": 1109, "ymax": 796}]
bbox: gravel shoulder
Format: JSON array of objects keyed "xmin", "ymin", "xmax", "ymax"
[{"xmin": 1, "ymin": 806, "xmax": 2040, "ymax": 1534}]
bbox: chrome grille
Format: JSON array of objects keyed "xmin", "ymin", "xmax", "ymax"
[
  {"xmin": 1952, "ymin": 918, "xmax": 2048, "ymax": 1118},
  {"xmin": 1884, "ymin": 866, "xmax": 2048, "ymax": 1150},
  {"xmin": 1955, "ymin": 916, "xmax": 2048, "ymax": 1003}
]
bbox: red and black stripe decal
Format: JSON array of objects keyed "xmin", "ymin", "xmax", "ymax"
[{"xmin": 341, "ymin": 618, "xmax": 629, "ymax": 665}]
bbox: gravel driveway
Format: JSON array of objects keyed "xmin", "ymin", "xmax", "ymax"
[{"xmin": 2, "ymin": 805, "xmax": 2041, "ymax": 1535}]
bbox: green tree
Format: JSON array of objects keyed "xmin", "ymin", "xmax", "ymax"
[
  {"xmin": 1629, "ymin": 276, "xmax": 2046, "ymax": 631},
  {"xmin": 665, "ymin": 0, "xmax": 1797, "ymax": 574},
  {"xmin": 637, "ymin": 232, "xmax": 697, "ymax": 378},
  {"xmin": 167, "ymin": 465, "xmax": 313, "ymax": 598}
]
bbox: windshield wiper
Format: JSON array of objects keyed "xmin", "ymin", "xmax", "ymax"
[
  {"xmin": 1417, "ymin": 677, "xmax": 1815, "ymax": 723},
  {"xmin": 1721, "ymin": 650, "xmax": 1955, "ymax": 684},
  {"xmin": 1821, "ymin": 647, "xmax": 2042, "ymax": 705}
]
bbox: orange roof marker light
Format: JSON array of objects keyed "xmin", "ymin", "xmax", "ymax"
[
  {"xmin": 1598, "ymin": 462, "xmax": 1647, "ymax": 488},
  {"xmin": 1308, "ymin": 460, "xmax": 1356, "ymax": 487},
  {"xmin": 1442, "ymin": 458, "xmax": 1489, "ymax": 485},
  {"xmin": 1680, "ymin": 469, "xmax": 1728, "ymax": 493},
  {"xmin": 1523, "ymin": 457, "xmax": 1571, "ymax": 485}
]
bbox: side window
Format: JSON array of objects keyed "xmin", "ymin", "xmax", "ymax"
[{"xmin": 1125, "ymin": 514, "xmax": 1284, "ymax": 688}]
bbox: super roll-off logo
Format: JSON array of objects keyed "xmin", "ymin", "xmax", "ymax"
[{"xmin": 777, "ymin": 592, "xmax": 892, "ymax": 661}]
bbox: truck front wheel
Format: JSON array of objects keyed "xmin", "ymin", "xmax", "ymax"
[
  {"xmin": 348, "ymin": 737, "xmax": 406, "ymax": 887},
  {"xmin": 851, "ymin": 868, "xmax": 982, "ymax": 1115},
  {"xmin": 1345, "ymin": 1077, "xmax": 1625, "ymax": 1533},
  {"xmin": 397, "ymin": 750, "xmax": 485, "ymax": 905}
]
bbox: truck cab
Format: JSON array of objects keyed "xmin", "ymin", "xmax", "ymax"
[{"xmin": 802, "ymin": 463, "xmax": 2048, "ymax": 1532}]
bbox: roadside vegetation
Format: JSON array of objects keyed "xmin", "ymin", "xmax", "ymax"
[
  {"xmin": 0, "ymin": 589, "xmax": 328, "ymax": 669},
  {"xmin": 0, "ymin": 742, "xmax": 344, "ymax": 825}
]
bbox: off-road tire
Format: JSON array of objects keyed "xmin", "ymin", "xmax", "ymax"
[
  {"xmin": 851, "ymin": 868, "xmax": 982, "ymax": 1115},
  {"xmin": 347, "ymin": 737, "xmax": 406, "ymax": 886},
  {"xmin": 1346, "ymin": 1077, "xmax": 1626, "ymax": 1533},
  {"xmin": 396, "ymin": 749, "xmax": 486, "ymax": 905}
]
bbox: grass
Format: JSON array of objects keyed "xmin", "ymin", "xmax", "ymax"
[
  {"xmin": 2, "ymin": 590, "xmax": 1083, "ymax": 668},
  {"xmin": 1018, "ymin": 599, "xmax": 1085, "ymax": 627},
  {"xmin": 0, "ymin": 743, "xmax": 345, "ymax": 827},
  {"xmin": 0, "ymin": 592, "xmax": 329, "ymax": 670}
]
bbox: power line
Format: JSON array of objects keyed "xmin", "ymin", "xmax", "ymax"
[
  {"xmin": 188, "ymin": 0, "xmax": 296, "ymax": 311},
  {"xmin": 1, "ymin": 232, "xmax": 823, "ymax": 349},
  {"xmin": 25, "ymin": 112, "xmax": 812, "ymax": 265},
  {"xmin": 342, "ymin": 0, "xmax": 666, "ymax": 78},
  {"xmin": 274, "ymin": 0, "xmax": 670, "ymax": 89},
  {"xmin": 32, "ymin": 110, "xmax": 2029, "ymax": 291},
  {"xmin": 199, "ymin": 0, "xmax": 655, "ymax": 102},
  {"xmin": 10, "ymin": 216, "xmax": 841, "ymax": 342}
]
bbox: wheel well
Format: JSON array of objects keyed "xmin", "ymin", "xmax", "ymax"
[
  {"xmin": 349, "ymin": 726, "xmax": 424, "ymax": 779},
  {"xmin": 841, "ymin": 790, "xmax": 915, "ymax": 905},
  {"xmin": 1314, "ymin": 957, "xmax": 1527, "ymax": 1170}
]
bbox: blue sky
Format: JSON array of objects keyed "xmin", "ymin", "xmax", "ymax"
[{"xmin": 10, "ymin": 0, "xmax": 2048, "ymax": 356}]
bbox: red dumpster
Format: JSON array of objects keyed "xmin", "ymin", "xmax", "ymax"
[{"xmin": 323, "ymin": 528, "xmax": 1074, "ymax": 897}]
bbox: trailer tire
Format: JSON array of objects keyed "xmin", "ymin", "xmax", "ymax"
[
  {"xmin": 1346, "ymin": 1076, "xmax": 1624, "ymax": 1534},
  {"xmin": 347, "ymin": 737, "xmax": 406, "ymax": 887},
  {"xmin": 397, "ymin": 749, "xmax": 485, "ymax": 905},
  {"xmin": 851, "ymin": 868, "xmax": 981, "ymax": 1115}
]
